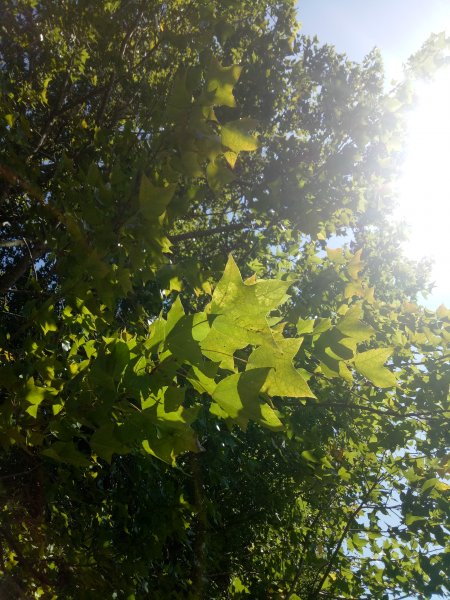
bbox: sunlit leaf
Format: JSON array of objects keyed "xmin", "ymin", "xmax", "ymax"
[{"xmin": 354, "ymin": 348, "xmax": 397, "ymax": 388}]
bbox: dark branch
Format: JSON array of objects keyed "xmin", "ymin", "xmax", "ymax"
[
  {"xmin": 0, "ymin": 243, "xmax": 44, "ymax": 295},
  {"xmin": 169, "ymin": 222, "xmax": 252, "ymax": 243}
]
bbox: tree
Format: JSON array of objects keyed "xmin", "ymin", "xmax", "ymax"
[{"xmin": 0, "ymin": 1, "xmax": 449, "ymax": 598}]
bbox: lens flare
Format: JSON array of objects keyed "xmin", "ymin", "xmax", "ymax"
[{"xmin": 396, "ymin": 66, "xmax": 450, "ymax": 307}]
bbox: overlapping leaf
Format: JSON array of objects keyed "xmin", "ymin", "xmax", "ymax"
[
  {"xmin": 247, "ymin": 337, "xmax": 315, "ymax": 398},
  {"xmin": 200, "ymin": 255, "xmax": 291, "ymax": 368}
]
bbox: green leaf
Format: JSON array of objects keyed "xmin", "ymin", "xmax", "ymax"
[
  {"xmin": 25, "ymin": 378, "xmax": 46, "ymax": 405},
  {"xmin": 90, "ymin": 424, "xmax": 129, "ymax": 463},
  {"xmin": 405, "ymin": 513, "xmax": 426, "ymax": 526},
  {"xmin": 338, "ymin": 466, "xmax": 351, "ymax": 481},
  {"xmin": 187, "ymin": 363, "xmax": 218, "ymax": 395},
  {"xmin": 176, "ymin": 151, "xmax": 203, "ymax": 177},
  {"xmin": 436, "ymin": 304, "xmax": 450, "ymax": 320},
  {"xmin": 230, "ymin": 576, "xmax": 250, "ymax": 594},
  {"xmin": 421, "ymin": 477, "xmax": 438, "ymax": 493},
  {"xmin": 297, "ymin": 318, "xmax": 315, "ymax": 334},
  {"xmin": 301, "ymin": 450, "xmax": 318, "ymax": 463},
  {"xmin": 201, "ymin": 255, "xmax": 291, "ymax": 367},
  {"xmin": 142, "ymin": 430, "xmax": 199, "ymax": 466},
  {"xmin": 221, "ymin": 118, "xmax": 259, "ymax": 153},
  {"xmin": 139, "ymin": 174, "xmax": 176, "ymax": 219},
  {"xmin": 206, "ymin": 157, "xmax": 235, "ymax": 191},
  {"xmin": 247, "ymin": 337, "xmax": 315, "ymax": 398},
  {"xmin": 42, "ymin": 442, "xmax": 90, "ymax": 467},
  {"xmin": 166, "ymin": 69, "xmax": 192, "ymax": 117},
  {"xmin": 223, "ymin": 150, "xmax": 238, "ymax": 168},
  {"xmin": 165, "ymin": 312, "xmax": 209, "ymax": 364},
  {"xmin": 204, "ymin": 56, "xmax": 242, "ymax": 107},
  {"xmin": 354, "ymin": 348, "xmax": 397, "ymax": 388},
  {"xmin": 210, "ymin": 255, "xmax": 290, "ymax": 317},
  {"xmin": 164, "ymin": 386, "xmax": 185, "ymax": 412},
  {"xmin": 347, "ymin": 249, "xmax": 364, "ymax": 280},
  {"xmin": 326, "ymin": 247, "xmax": 346, "ymax": 264},
  {"xmin": 313, "ymin": 328, "xmax": 355, "ymax": 382},
  {"xmin": 212, "ymin": 369, "xmax": 283, "ymax": 431},
  {"xmin": 138, "ymin": 404, "xmax": 201, "ymax": 464},
  {"xmin": 336, "ymin": 305, "xmax": 375, "ymax": 342}
]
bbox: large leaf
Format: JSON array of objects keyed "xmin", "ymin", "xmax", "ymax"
[
  {"xmin": 221, "ymin": 118, "xmax": 259, "ymax": 153},
  {"xmin": 209, "ymin": 254, "xmax": 290, "ymax": 319},
  {"xmin": 90, "ymin": 424, "xmax": 130, "ymax": 463},
  {"xmin": 139, "ymin": 174, "xmax": 177, "ymax": 219},
  {"xmin": 201, "ymin": 255, "xmax": 291, "ymax": 367},
  {"xmin": 212, "ymin": 369, "xmax": 283, "ymax": 431},
  {"xmin": 336, "ymin": 305, "xmax": 375, "ymax": 342},
  {"xmin": 206, "ymin": 157, "xmax": 236, "ymax": 191},
  {"xmin": 354, "ymin": 348, "xmax": 397, "ymax": 388},
  {"xmin": 247, "ymin": 337, "xmax": 315, "ymax": 398},
  {"xmin": 204, "ymin": 56, "xmax": 242, "ymax": 107}
]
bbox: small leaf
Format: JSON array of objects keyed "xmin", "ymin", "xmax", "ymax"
[
  {"xmin": 338, "ymin": 466, "xmax": 351, "ymax": 481},
  {"xmin": 297, "ymin": 318, "xmax": 315, "ymax": 334},
  {"xmin": 347, "ymin": 249, "xmax": 363, "ymax": 280},
  {"xmin": 223, "ymin": 151, "xmax": 237, "ymax": 168},
  {"xmin": 405, "ymin": 513, "xmax": 426, "ymax": 526},
  {"xmin": 42, "ymin": 442, "xmax": 90, "ymax": 467},
  {"xmin": 26, "ymin": 404, "xmax": 40, "ymax": 418},
  {"xmin": 25, "ymin": 378, "xmax": 46, "ymax": 405},
  {"xmin": 421, "ymin": 478, "xmax": 438, "ymax": 493},
  {"xmin": 301, "ymin": 450, "xmax": 318, "ymax": 463},
  {"xmin": 436, "ymin": 304, "xmax": 450, "ymax": 320}
]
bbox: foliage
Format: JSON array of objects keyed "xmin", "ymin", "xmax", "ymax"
[{"xmin": 0, "ymin": 1, "xmax": 449, "ymax": 598}]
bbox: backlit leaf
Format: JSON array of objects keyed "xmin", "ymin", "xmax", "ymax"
[
  {"xmin": 354, "ymin": 348, "xmax": 397, "ymax": 388},
  {"xmin": 247, "ymin": 337, "xmax": 315, "ymax": 398},
  {"xmin": 212, "ymin": 369, "xmax": 283, "ymax": 431},
  {"xmin": 221, "ymin": 118, "xmax": 259, "ymax": 153}
]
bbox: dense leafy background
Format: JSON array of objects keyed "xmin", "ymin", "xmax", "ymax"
[{"xmin": 0, "ymin": 1, "xmax": 449, "ymax": 598}]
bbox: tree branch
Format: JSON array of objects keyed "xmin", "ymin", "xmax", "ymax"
[
  {"xmin": 0, "ymin": 243, "xmax": 44, "ymax": 295},
  {"xmin": 286, "ymin": 508, "xmax": 324, "ymax": 599},
  {"xmin": 0, "ymin": 239, "xmax": 26, "ymax": 248},
  {"xmin": 309, "ymin": 473, "xmax": 383, "ymax": 598},
  {"xmin": 0, "ymin": 525, "xmax": 50, "ymax": 587},
  {"xmin": 169, "ymin": 222, "xmax": 252, "ymax": 242}
]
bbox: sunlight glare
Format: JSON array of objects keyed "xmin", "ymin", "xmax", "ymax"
[{"xmin": 396, "ymin": 66, "xmax": 450, "ymax": 307}]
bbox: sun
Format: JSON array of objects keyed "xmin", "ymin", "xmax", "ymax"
[{"xmin": 396, "ymin": 66, "xmax": 450, "ymax": 308}]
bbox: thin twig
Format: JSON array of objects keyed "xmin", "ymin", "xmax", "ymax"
[{"xmin": 22, "ymin": 237, "xmax": 38, "ymax": 283}]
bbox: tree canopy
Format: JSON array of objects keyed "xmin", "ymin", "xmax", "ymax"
[{"xmin": 0, "ymin": 1, "xmax": 449, "ymax": 598}]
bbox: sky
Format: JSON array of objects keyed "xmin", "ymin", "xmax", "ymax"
[
  {"xmin": 296, "ymin": 0, "xmax": 450, "ymax": 309},
  {"xmin": 295, "ymin": 7, "xmax": 450, "ymax": 600}
]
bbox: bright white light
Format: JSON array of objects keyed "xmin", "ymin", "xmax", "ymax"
[{"xmin": 396, "ymin": 67, "xmax": 450, "ymax": 308}]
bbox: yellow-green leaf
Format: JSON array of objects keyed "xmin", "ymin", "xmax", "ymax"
[
  {"xmin": 206, "ymin": 158, "xmax": 235, "ymax": 192},
  {"xmin": 354, "ymin": 348, "xmax": 397, "ymax": 388},
  {"xmin": 247, "ymin": 337, "xmax": 315, "ymax": 398},
  {"xmin": 212, "ymin": 369, "xmax": 283, "ymax": 431},
  {"xmin": 221, "ymin": 118, "xmax": 259, "ymax": 153},
  {"xmin": 205, "ymin": 56, "xmax": 242, "ymax": 107},
  {"xmin": 336, "ymin": 305, "xmax": 375, "ymax": 342},
  {"xmin": 139, "ymin": 174, "xmax": 176, "ymax": 219}
]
